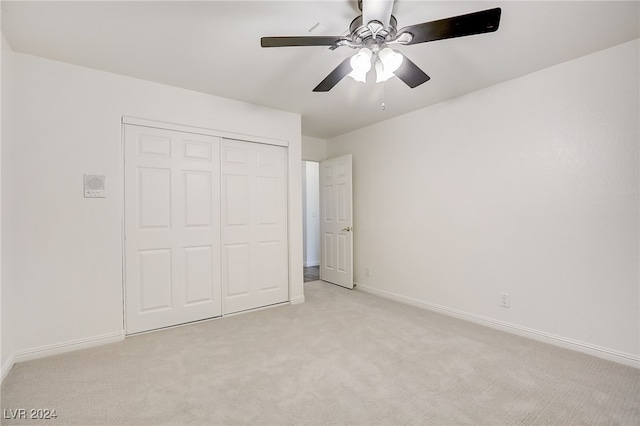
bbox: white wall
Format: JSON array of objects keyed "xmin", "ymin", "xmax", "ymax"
[
  {"xmin": 1, "ymin": 34, "xmax": 15, "ymax": 379},
  {"xmin": 302, "ymin": 161, "xmax": 320, "ymax": 267},
  {"xmin": 327, "ymin": 40, "xmax": 639, "ymax": 365},
  {"xmin": 302, "ymin": 135, "xmax": 327, "ymax": 162},
  {"xmin": 6, "ymin": 52, "xmax": 303, "ymax": 363}
]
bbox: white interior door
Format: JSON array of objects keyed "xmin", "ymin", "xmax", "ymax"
[
  {"xmin": 221, "ymin": 139, "xmax": 289, "ymax": 314},
  {"xmin": 124, "ymin": 125, "xmax": 222, "ymax": 334},
  {"xmin": 320, "ymin": 155, "xmax": 353, "ymax": 289}
]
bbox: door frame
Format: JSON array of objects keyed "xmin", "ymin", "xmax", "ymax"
[
  {"xmin": 121, "ymin": 116, "xmax": 298, "ymax": 333},
  {"xmin": 302, "ymin": 160, "xmax": 321, "ymax": 270}
]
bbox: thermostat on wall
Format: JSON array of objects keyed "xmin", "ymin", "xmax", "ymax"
[{"xmin": 84, "ymin": 174, "xmax": 106, "ymax": 198}]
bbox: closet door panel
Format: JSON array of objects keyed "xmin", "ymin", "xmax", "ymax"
[
  {"xmin": 221, "ymin": 139, "xmax": 288, "ymax": 314},
  {"xmin": 125, "ymin": 125, "xmax": 222, "ymax": 334}
]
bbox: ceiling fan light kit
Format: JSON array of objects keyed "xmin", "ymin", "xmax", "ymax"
[
  {"xmin": 261, "ymin": 0, "xmax": 501, "ymax": 92},
  {"xmin": 346, "ymin": 45, "xmax": 402, "ymax": 83},
  {"xmin": 348, "ymin": 47, "xmax": 373, "ymax": 82},
  {"xmin": 378, "ymin": 47, "xmax": 403, "ymax": 73}
]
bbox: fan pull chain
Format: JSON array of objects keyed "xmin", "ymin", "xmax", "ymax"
[{"xmin": 381, "ymin": 83, "xmax": 386, "ymax": 111}]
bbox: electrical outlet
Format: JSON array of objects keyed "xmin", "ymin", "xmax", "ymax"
[
  {"xmin": 365, "ymin": 267, "xmax": 370, "ymax": 277},
  {"xmin": 500, "ymin": 293, "xmax": 510, "ymax": 308}
]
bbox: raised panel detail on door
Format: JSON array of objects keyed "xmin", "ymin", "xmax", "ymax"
[
  {"xmin": 258, "ymin": 241, "xmax": 281, "ymax": 291},
  {"xmin": 257, "ymin": 177, "xmax": 278, "ymax": 224},
  {"xmin": 225, "ymin": 244, "xmax": 251, "ymax": 297},
  {"xmin": 184, "ymin": 171, "xmax": 212, "ymax": 227},
  {"xmin": 139, "ymin": 249, "xmax": 172, "ymax": 312},
  {"xmin": 258, "ymin": 151, "xmax": 278, "ymax": 167},
  {"xmin": 324, "ymin": 233, "xmax": 334, "ymax": 269},
  {"xmin": 336, "ymin": 183, "xmax": 346, "ymax": 221},
  {"xmin": 138, "ymin": 168, "xmax": 171, "ymax": 229},
  {"xmin": 337, "ymin": 234, "xmax": 347, "ymax": 273},
  {"xmin": 184, "ymin": 246, "xmax": 214, "ymax": 305},
  {"xmin": 138, "ymin": 135, "xmax": 171, "ymax": 157},
  {"xmin": 225, "ymin": 148, "xmax": 247, "ymax": 164},
  {"xmin": 184, "ymin": 140, "xmax": 211, "ymax": 160},
  {"xmin": 221, "ymin": 139, "xmax": 288, "ymax": 314},
  {"xmin": 125, "ymin": 125, "xmax": 222, "ymax": 334},
  {"xmin": 324, "ymin": 184, "xmax": 334, "ymax": 222},
  {"xmin": 224, "ymin": 175, "xmax": 249, "ymax": 226}
]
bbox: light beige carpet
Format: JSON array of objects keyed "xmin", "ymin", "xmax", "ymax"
[{"xmin": 2, "ymin": 281, "xmax": 638, "ymax": 425}]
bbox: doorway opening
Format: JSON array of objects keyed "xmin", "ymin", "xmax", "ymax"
[{"xmin": 302, "ymin": 161, "xmax": 320, "ymax": 283}]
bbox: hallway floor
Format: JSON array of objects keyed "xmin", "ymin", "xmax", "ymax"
[{"xmin": 304, "ymin": 265, "xmax": 319, "ymax": 282}]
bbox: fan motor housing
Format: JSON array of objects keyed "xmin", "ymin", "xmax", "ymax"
[{"xmin": 349, "ymin": 15, "xmax": 398, "ymax": 45}]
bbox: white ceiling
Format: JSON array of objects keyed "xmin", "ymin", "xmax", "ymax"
[{"xmin": 2, "ymin": 1, "xmax": 638, "ymax": 139}]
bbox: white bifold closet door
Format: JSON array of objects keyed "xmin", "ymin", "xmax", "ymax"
[
  {"xmin": 124, "ymin": 125, "xmax": 222, "ymax": 334},
  {"xmin": 221, "ymin": 139, "xmax": 289, "ymax": 314}
]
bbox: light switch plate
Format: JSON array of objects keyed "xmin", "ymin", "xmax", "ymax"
[{"xmin": 84, "ymin": 174, "xmax": 106, "ymax": 198}]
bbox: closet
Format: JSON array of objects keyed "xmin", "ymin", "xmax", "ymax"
[{"xmin": 124, "ymin": 124, "xmax": 288, "ymax": 334}]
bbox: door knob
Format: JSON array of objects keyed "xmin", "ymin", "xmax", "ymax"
[{"xmin": 341, "ymin": 226, "xmax": 352, "ymax": 232}]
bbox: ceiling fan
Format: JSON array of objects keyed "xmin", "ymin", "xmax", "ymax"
[{"xmin": 261, "ymin": 0, "xmax": 501, "ymax": 92}]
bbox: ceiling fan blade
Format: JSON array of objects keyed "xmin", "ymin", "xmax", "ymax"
[
  {"xmin": 261, "ymin": 36, "xmax": 345, "ymax": 48},
  {"xmin": 362, "ymin": 0, "xmax": 394, "ymax": 28},
  {"xmin": 313, "ymin": 57, "xmax": 353, "ymax": 92},
  {"xmin": 393, "ymin": 55, "xmax": 430, "ymax": 88},
  {"xmin": 397, "ymin": 7, "xmax": 501, "ymax": 45}
]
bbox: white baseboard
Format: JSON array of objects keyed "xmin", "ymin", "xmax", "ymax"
[
  {"xmin": 12, "ymin": 331, "xmax": 125, "ymax": 365},
  {"xmin": 303, "ymin": 261, "xmax": 320, "ymax": 267},
  {"xmin": 355, "ymin": 282, "xmax": 639, "ymax": 368},
  {"xmin": 1, "ymin": 352, "xmax": 15, "ymax": 383},
  {"xmin": 290, "ymin": 295, "xmax": 305, "ymax": 305}
]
